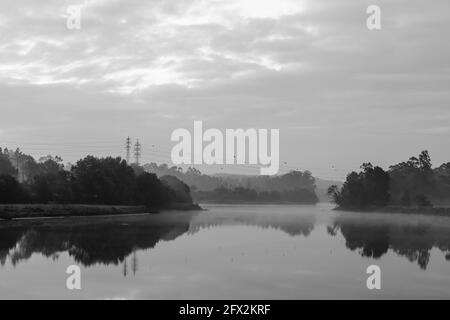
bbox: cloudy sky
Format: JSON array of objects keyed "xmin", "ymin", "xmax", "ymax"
[{"xmin": 0, "ymin": 0, "xmax": 449, "ymax": 179}]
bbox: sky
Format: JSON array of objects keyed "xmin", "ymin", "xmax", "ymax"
[{"xmin": 0, "ymin": 0, "xmax": 449, "ymax": 180}]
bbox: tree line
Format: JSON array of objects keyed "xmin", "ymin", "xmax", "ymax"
[
  {"xmin": 193, "ymin": 186, "xmax": 318, "ymax": 204},
  {"xmin": 0, "ymin": 147, "xmax": 193, "ymax": 207},
  {"xmin": 327, "ymin": 151, "xmax": 450, "ymax": 209},
  {"xmin": 144, "ymin": 163, "xmax": 317, "ymax": 193}
]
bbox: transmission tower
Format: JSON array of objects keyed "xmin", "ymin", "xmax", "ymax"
[
  {"xmin": 134, "ymin": 139, "xmax": 142, "ymax": 165},
  {"xmin": 125, "ymin": 136, "xmax": 131, "ymax": 163}
]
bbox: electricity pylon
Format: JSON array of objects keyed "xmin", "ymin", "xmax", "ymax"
[
  {"xmin": 125, "ymin": 136, "xmax": 131, "ymax": 163},
  {"xmin": 134, "ymin": 139, "xmax": 141, "ymax": 165}
]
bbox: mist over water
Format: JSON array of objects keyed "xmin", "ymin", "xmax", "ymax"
[{"xmin": 1, "ymin": 204, "xmax": 449, "ymax": 299}]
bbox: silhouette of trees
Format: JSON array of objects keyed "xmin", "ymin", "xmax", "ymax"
[
  {"xmin": 389, "ymin": 150, "xmax": 436, "ymax": 206},
  {"xmin": 0, "ymin": 174, "xmax": 30, "ymax": 204},
  {"xmin": 435, "ymin": 162, "xmax": 450, "ymax": 202},
  {"xmin": 0, "ymin": 149, "xmax": 195, "ymax": 208},
  {"xmin": 143, "ymin": 165, "xmax": 319, "ymax": 204},
  {"xmin": 71, "ymin": 156, "xmax": 137, "ymax": 205},
  {"xmin": 144, "ymin": 163, "xmax": 318, "ymax": 197},
  {"xmin": 135, "ymin": 172, "xmax": 171, "ymax": 207},
  {"xmin": 144, "ymin": 162, "xmax": 223, "ymax": 191},
  {"xmin": 70, "ymin": 157, "xmax": 192, "ymax": 207},
  {"xmin": 329, "ymin": 150, "xmax": 450, "ymax": 208},
  {"xmin": 30, "ymin": 170, "xmax": 73, "ymax": 204},
  {"xmin": 414, "ymin": 194, "xmax": 433, "ymax": 208},
  {"xmin": 193, "ymin": 185, "xmax": 318, "ymax": 204},
  {"xmin": 328, "ymin": 163, "xmax": 390, "ymax": 209},
  {"xmin": 160, "ymin": 175, "xmax": 194, "ymax": 204},
  {"xmin": 0, "ymin": 149, "xmax": 17, "ymax": 177}
]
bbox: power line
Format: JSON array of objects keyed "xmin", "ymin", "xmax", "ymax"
[{"xmin": 1, "ymin": 139, "xmax": 350, "ymax": 178}]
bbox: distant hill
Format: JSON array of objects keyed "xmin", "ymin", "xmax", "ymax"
[{"xmin": 144, "ymin": 163, "xmax": 340, "ymax": 203}]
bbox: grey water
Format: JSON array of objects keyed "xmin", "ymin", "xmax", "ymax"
[{"xmin": 0, "ymin": 203, "xmax": 449, "ymax": 299}]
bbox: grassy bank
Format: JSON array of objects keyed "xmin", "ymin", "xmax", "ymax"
[{"xmin": 0, "ymin": 203, "xmax": 202, "ymax": 220}]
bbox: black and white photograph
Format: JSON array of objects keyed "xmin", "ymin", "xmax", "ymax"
[{"xmin": 0, "ymin": 0, "xmax": 449, "ymax": 305}]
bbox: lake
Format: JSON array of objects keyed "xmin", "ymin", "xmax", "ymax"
[{"xmin": 1, "ymin": 203, "xmax": 449, "ymax": 299}]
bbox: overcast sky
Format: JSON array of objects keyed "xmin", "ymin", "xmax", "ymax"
[{"xmin": 0, "ymin": 0, "xmax": 449, "ymax": 179}]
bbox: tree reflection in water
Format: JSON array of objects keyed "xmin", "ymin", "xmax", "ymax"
[
  {"xmin": 188, "ymin": 209, "xmax": 316, "ymax": 237},
  {"xmin": 0, "ymin": 213, "xmax": 195, "ymax": 269},
  {"xmin": 329, "ymin": 213, "xmax": 450, "ymax": 269},
  {"xmin": 0, "ymin": 209, "xmax": 316, "ymax": 270},
  {"xmin": 2, "ymin": 208, "xmax": 450, "ymax": 272}
]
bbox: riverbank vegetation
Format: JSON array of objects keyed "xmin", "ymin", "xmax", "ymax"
[
  {"xmin": 0, "ymin": 147, "xmax": 199, "ymax": 219},
  {"xmin": 327, "ymin": 151, "xmax": 450, "ymax": 213},
  {"xmin": 193, "ymin": 186, "xmax": 318, "ymax": 204},
  {"xmin": 145, "ymin": 167, "xmax": 320, "ymax": 204},
  {"xmin": 0, "ymin": 146, "xmax": 324, "ymax": 217}
]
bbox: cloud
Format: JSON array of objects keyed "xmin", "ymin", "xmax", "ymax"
[{"xmin": 0, "ymin": 0, "xmax": 449, "ymax": 177}]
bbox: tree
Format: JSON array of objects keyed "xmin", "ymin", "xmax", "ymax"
[
  {"xmin": 0, "ymin": 148, "xmax": 197, "ymax": 208},
  {"xmin": 0, "ymin": 174, "xmax": 30, "ymax": 204},
  {"xmin": 38, "ymin": 155, "xmax": 64, "ymax": 175},
  {"xmin": 30, "ymin": 171, "xmax": 73, "ymax": 204},
  {"xmin": 0, "ymin": 150, "xmax": 17, "ymax": 177},
  {"xmin": 135, "ymin": 172, "xmax": 172, "ymax": 207},
  {"xmin": 328, "ymin": 164, "xmax": 390, "ymax": 209},
  {"xmin": 389, "ymin": 150, "xmax": 436, "ymax": 205},
  {"xmin": 434, "ymin": 162, "xmax": 450, "ymax": 203},
  {"xmin": 401, "ymin": 191, "xmax": 411, "ymax": 206},
  {"xmin": 419, "ymin": 150, "xmax": 432, "ymax": 171},
  {"xmin": 414, "ymin": 194, "xmax": 433, "ymax": 208},
  {"xmin": 70, "ymin": 156, "xmax": 137, "ymax": 205},
  {"xmin": 161, "ymin": 175, "xmax": 193, "ymax": 204},
  {"xmin": 327, "ymin": 185, "xmax": 342, "ymax": 205},
  {"xmin": 361, "ymin": 163, "xmax": 390, "ymax": 206}
]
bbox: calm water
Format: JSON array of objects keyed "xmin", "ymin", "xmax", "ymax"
[{"xmin": 1, "ymin": 203, "xmax": 450, "ymax": 299}]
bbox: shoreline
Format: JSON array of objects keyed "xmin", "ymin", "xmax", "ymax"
[
  {"xmin": 334, "ymin": 205, "xmax": 450, "ymax": 217},
  {"xmin": 194, "ymin": 200, "xmax": 318, "ymax": 205},
  {"xmin": 0, "ymin": 203, "xmax": 203, "ymax": 220}
]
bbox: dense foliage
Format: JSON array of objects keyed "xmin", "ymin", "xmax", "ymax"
[
  {"xmin": 145, "ymin": 163, "xmax": 319, "ymax": 203},
  {"xmin": 193, "ymin": 186, "xmax": 318, "ymax": 204},
  {"xmin": 328, "ymin": 151, "xmax": 450, "ymax": 209},
  {"xmin": 327, "ymin": 163, "xmax": 390, "ymax": 208},
  {"xmin": 0, "ymin": 174, "xmax": 30, "ymax": 204},
  {"xmin": 144, "ymin": 163, "xmax": 317, "ymax": 193},
  {"xmin": 0, "ymin": 148, "xmax": 192, "ymax": 207}
]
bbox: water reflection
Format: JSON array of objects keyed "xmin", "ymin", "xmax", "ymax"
[
  {"xmin": 330, "ymin": 213, "xmax": 450, "ymax": 269},
  {"xmin": 0, "ymin": 213, "xmax": 195, "ymax": 268},
  {"xmin": 189, "ymin": 207, "xmax": 316, "ymax": 237},
  {"xmin": 1, "ymin": 206, "xmax": 450, "ymax": 273},
  {"xmin": 0, "ymin": 208, "xmax": 316, "ymax": 270}
]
